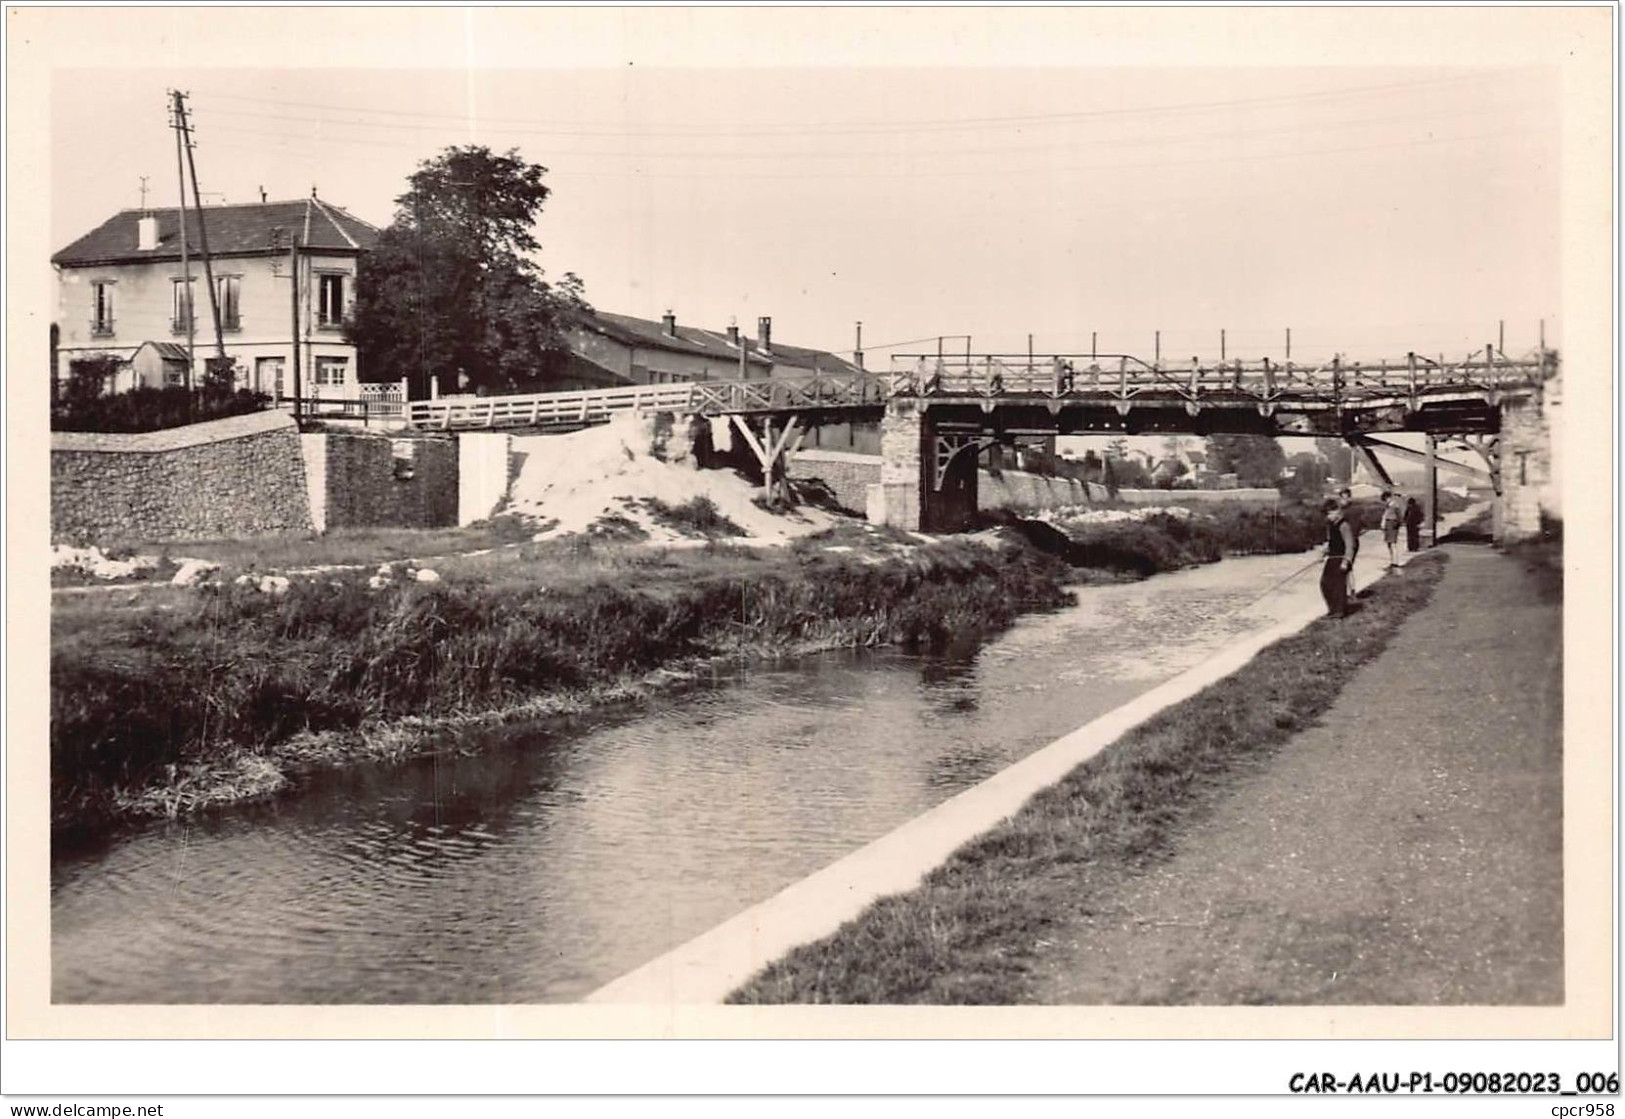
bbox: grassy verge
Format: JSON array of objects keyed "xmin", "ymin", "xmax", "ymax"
[
  {"xmin": 51, "ymin": 536, "xmax": 1071, "ymax": 834},
  {"xmin": 91, "ymin": 518, "xmax": 541, "ymax": 574},
  {"xmin": 728, "ymin": 552, "xmax": 1449, "ymax": 1004},
  {"xmin": 997, "ymin": 499, "xmax": 1333, "ymax": 577},
  {"xmin": 1506, "ymin": 513, "xmax": 1563, "ymax": 603}
]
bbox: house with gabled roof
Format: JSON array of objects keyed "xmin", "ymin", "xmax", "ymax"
[
  {"xmin": 52, "ymin": 194, "xmax": 379, "ymax": 403},
  {"xmin": 567, "ymin": 310, "xmax": 863, "ymax": 386}
]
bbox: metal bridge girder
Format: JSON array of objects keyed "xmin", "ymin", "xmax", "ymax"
[{"xmin": 932, "ymin": 433, "xmax": 996, "ymax": 493}]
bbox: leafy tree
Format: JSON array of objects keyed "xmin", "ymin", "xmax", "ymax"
[
  {"xmin": 347, "ymin": 145, "xmax": 590, "ymax": 397},
  {"xmin": 60, "ymin": 354, "xmax": 124, "ymax": 412},
  {"xmin": 1152, "ymin": 457, "xmax": 1189, "ymax": 490},
  {"xmin": 1281, "ymin": 452, "xmax": 1330, "ymax": 500},
  {"xmin": 1316, "ymin": 436, "xmax": 1353, "ymax": 483},
  {"xmin": 1205, "ymin": 433, "xmax": 1287, "ymax": 488},
  {"xmin": 1097, "ymin": 437, "xmax": 1152, "ymax": 488},
  {"xmin": 1112, "ymin": 457, "xmax": 1155, "ymax": 489}
]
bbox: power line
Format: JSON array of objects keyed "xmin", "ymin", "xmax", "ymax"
[
  {"xmin": 202, "ymin": 121, "xmax": 1540, "ymax": 181},
  {"xmin": 189, "ymin": 72, "xmax": 1506, "ymax": 139},
  {"xmin": 194, "ymin": 96, "xmax": 1538, "ymax": 163}
]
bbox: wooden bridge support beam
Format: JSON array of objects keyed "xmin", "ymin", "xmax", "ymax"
[
  {"xmin": 1347, "ymin": 437, "xmax": 1394, "ymax": 489},
  {"xmin": 1350, "ymin": 434, "xmax": 1494, "ymax": 484},
  {"xmin": 729, "ymin": 414, "xmax": 802, "ymax": 506}
]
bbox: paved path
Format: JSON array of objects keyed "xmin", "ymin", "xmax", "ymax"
[{"xmin": 1029, "ymin": 544, "xmax": 1563, "ymax": 1004}]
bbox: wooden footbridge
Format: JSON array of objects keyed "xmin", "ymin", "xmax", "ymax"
[
  {"xmin": 403, "ymin": 343, "xmax": 1558, "ymax": 536},
  {"xmin": 407, "ymin": 346, "xmax": 1552, "ymax": 434}
]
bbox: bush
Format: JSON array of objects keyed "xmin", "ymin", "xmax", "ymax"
[
  {"xmin": 639, "ymin": 496, "xmax": 745, "ymax": 539},
  {"xmin": 1009, "ymin": 501, "xmax": 1329, "ymax": 576},
  {"xmin": 52, "ymin": 369, "xmax": 272, "ymax": 433}
]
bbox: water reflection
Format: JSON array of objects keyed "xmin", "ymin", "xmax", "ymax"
[{"xmin": 53, "ymin": 551, "xmax": 1329, "ymax": 1004}]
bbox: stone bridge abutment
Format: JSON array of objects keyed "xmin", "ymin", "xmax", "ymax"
[{"xmin": 872, "ymin": 397, "xmax": 980, "ymax": 533}]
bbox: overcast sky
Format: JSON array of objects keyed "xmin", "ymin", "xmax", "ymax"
[{"xmin": 49, "ymin": 24, "xmax": 1562, "ymax": 370}]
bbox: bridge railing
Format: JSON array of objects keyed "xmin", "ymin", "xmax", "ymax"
[
  {"xmin": 887, "ymin": 351, "xmax": 1554, "ymax": 405},
  {"xmin": 404, "ymin": 373, "xmax": 902, "ymax": 429},
  {"xmin": 690, "ymin": 371, "xmax": 895, "ymax": 413},
  {"xmin": 405, "ymin": 383, "xmax": 700, "ymax": 430},
  {"xmin": 401, "ymin": 351, "xmax": 1557, "ymax": 431}
]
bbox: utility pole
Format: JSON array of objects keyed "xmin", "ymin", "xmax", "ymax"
[
  {"xmin": 171, "ymin": 90, "xmax": 227, "ymax": 376},
  {"xmin": 290, "ymin": 230, "xmax": 302, "ymax": 420},
  {"xmin": 171, "ymin": 92, "xmax": 194, "ymax": 393},
  {"xmin": 854, "ymin": 321, "xmax": 863, "ymax": 370},
  {"xmin": 1424, "ymin": 433, "xmax": 1438, "ymax": 546}
]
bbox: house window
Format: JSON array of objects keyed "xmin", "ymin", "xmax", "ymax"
[
  {"xmin": 171, "ymin": 278, "xmax": 195, "ymax": 333},
  {"xmin": 90, "ymin": 282, "xmax": 115, "ymax": 336},
  {"xmin": 313, "ymin": 356, "xmax": 348, "ymax": 386},
  {"xmin": 317, "ymin": 274, "xmax": 345, "ymax": 327},
  {"xmin": 216, "ymin": 275, "xmax": 241, "ymax": 330}
]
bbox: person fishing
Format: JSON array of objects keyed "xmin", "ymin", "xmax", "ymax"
[
  {"xmin": 1320, "ymin": 496, "xmax": 1358, "ymax": 618},
  {"xmin": 1336, "ymin": 484, "xmax": 1359, "ymax": 533}
]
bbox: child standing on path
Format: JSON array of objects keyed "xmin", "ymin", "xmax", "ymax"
[{"xmin": 1380, "ymin": 489, "xmax": 1405, "ymax": 568}]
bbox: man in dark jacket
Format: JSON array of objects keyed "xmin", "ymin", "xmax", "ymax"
[
  {"xmin": 1404, "ymin": 496, "xmax": 1425, "ymax": 551},
  {"xmin": 1320, "ymin": 497, "xmax": 1358, "ymax": 618}
]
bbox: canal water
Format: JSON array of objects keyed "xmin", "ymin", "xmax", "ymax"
[{"xmin": 52, "ymin": 550, "xmax": 1335, "ymax": 1004}]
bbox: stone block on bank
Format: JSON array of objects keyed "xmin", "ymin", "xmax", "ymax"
[{"xmin": 171, "ymin": 559, "xmax": 220, "ymax": 587}]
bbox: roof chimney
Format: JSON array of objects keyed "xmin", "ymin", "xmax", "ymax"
[
  {"xmin": 662, "ymin": 309, "xmax": 677, "ymax": 337},
  {"xmin": 137, "ymin": 214, "xmax": 159, "ymax": 252},
  {"xmin": 757, "ymin": 316, "xmax": 772, "ymax": 352},
  {"xmin": 726, "ymin": 315, "xmax": 739, "ymax": 346}
]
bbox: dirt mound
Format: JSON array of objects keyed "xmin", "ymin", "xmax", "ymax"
[{"xmin": 505, "ymin": 413, "xmax": 836, "ymax": 545}]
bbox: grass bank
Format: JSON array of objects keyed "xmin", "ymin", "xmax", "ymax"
[
  {"xmin": 999, "ymin": 499, "xmax": 1334, "ymax": 578},
  {"xmin": 729, "ymin": 551, "xmax": 1448, "ymax": 1004},
  {"xmin": 52, "ymin": 535, "xmax": 1070, "ymax": 834}
]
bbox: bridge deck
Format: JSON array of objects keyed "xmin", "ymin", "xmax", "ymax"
[{"xmin": 403, "ymin": 352, "xmax": 1555, "ymax": 433}]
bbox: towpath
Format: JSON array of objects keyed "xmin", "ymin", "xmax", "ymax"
[{"xmin": 1028, "ymin": 542, "xmax": 1563, "ymax": 1004}]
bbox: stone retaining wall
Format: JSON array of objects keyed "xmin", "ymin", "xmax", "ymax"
[
  {"xmin": 787, "ymin": 449, "xmax": 880, "ymax": 514},
  {"xmin": 981, "ymin": 470, "xmax": 1096, "ymax": 511},
  {"xmin": 1114, "ymin": 486, "xmax": 1279, "ymax": 505},
  {"xmin": 320, "ymin": 433, "xmax": 459, "ymax": 531},
  {"xmin": 51, "ymin": 411, "xmax": 313, "ymax": 544},
  {"xmin": 791, "ymin": 446, "xmax": 1281, "ymax": 524}
]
